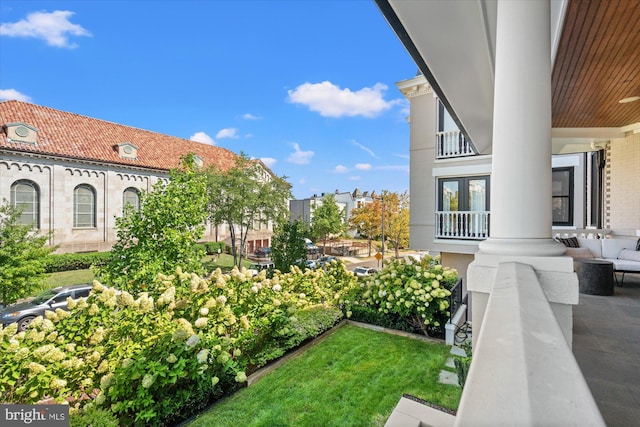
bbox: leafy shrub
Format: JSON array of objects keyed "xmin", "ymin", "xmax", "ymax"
[
  {"xmin": 0, "ymin": 263, "xmax": 355, "ymax": 426},
  {"xmin": 200, "ymin": 241, "xmax": 226, "ymax": 256},
  {"xmin": 0, "ymin": 201, "xmax": 54, "ymax": 306},
  {"xmin": 343, "ymin": 254, "xmax": 458, "ymax": 337},
  {"xmin": 43, "ymin": 252, "xmax": 111, "ymax": 273},
  {"xmin": 69, "ymin": 406, "xmax": 119, "ymax": 427},
  {"xmin": 453, "ymin": 341, "xmax": 472, "ymax": 388}
]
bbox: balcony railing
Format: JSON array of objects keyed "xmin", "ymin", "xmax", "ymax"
[
  {"xmin": 436, "ymin": 130, "xmax": 476, "ymax": 158},
  {"xmin": 435, "ymin": 211, "xmax": 489, "ymax": 240}
]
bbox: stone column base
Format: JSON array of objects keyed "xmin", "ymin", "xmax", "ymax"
[{"xmin": 467, "ymin": 252, "xmax": 579, "ymax": 347}]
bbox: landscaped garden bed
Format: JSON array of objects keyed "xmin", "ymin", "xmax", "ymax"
[
  {"xmin": 185, "ymin": 324, "xmax": 460, "ymax": 427},
  {"xmin": 1, "ymin": 255, "xmax": 459, "ymax": 426}
]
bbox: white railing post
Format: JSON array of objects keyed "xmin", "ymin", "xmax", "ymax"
[
  {"xmin": 435, "ymin": 211, "xmax": 490, "ymax": 240},
  {"xmin": 436, "ymin": 130, "xmax": 476, "ymax": 158}
]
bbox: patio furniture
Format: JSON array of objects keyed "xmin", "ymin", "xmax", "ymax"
[{"xmin": 574, "ymin": 258, "xmax": 615, "ymax": 296}]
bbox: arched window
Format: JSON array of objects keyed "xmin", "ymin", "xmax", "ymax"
[
  {"xmin": 74, "ymin": 184, "xmax": 96, "ymax": 228},
  {"xmin": 123, "ymin": 187, "xmax": 140, "ymax": 213},
  {"xmin": 10, "ymin": 180, "xmax": 40, "ymax": 228}
]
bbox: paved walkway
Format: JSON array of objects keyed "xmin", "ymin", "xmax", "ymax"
[{"xmin": 573, "ymin": 273, "xmax": 640, "ymax": 426}]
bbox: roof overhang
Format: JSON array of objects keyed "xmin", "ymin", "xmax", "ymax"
[{"xmin": 378, "ymin": 0, "xmax": 640, "ymax": 155}]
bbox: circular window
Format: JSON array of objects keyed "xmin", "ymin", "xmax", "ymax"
[
  {"xmin": 123, "ymin": 145, "xmax": 133, "ymax": 154},
  {"xmin": 15, "ymin": 126, "xmax": 30, "ymax": 138}
]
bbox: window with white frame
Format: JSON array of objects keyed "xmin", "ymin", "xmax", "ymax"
[
  {"xmin": 74, "ymin": 184, "xmax": 96, "ymax": 228},
  {"xmin": 123, "ymin": 187, "xmax": 140, "ymax": 213},
  {"xmin": 10, "ymin": 180, "xmax": 40, "ymax": 228}
]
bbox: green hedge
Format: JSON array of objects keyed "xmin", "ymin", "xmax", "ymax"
[
  {"xmin": 198, "ymin": 241, "xmax": 227, "ymax": 256},
  {"xmin": 43, "ymin": 252, "xmax": 112, "ymax": 273}
]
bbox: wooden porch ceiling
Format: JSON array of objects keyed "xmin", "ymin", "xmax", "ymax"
[{"xmin": 552, "ymin": 0, "xmax": 640, "ymax": 128}]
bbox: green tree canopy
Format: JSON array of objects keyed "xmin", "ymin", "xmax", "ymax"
[
  {"xmin": 348, "ymin": 198, "xmax": 383, "ymax": 257},
  {"xmin": 206, "ymin": 154, "xmax": 291, "ymax": 267},
  {"xmin": 271, "ymin": 220, "xmax": 308, "ymax": 273},
  {"xmin": 0, "ymin": 201, "xmax": 54, "ymax": 305},
  {"xmin": 311, "ymin": 194, "xmax": 345, "ymax": 255},
  {"xmin": 382, "ymin": 191, "xmax": 410, "ymax": 259},
  {"xmin": 95, "ymin": 154, "xmax": 208, "ymax": 294}
]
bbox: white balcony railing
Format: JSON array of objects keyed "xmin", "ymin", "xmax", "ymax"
[
  {"xmin": 435, "ymin": 211, "xmax": 489, "ymax": 240},
  {"xmin": 436, "ymin": 130, "xmax": 476, "ymax": 158}
]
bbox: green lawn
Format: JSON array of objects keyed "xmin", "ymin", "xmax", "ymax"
[
  {"xmin": 43, "ymin": 269, "xmax": 95, "ymax": 290},
  {"xmin": 187, "ymin": 324, "xmax": 460, "ymax": 427},
  {"xmin": 202, "ymin": 253, "xmax": 252, "ymax": 273}
]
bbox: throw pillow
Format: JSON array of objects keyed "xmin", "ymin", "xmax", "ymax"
[
  {"xmin": 556, "ymin": 236, "xmax": 580, "ymax": 248},
  {"xmin": 618, "ymin": 249, "xmax": 640, "ymax": 262}
]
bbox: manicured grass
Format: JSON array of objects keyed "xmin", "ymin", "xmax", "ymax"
[
  {"xmin": 44, "ymin": 269, "xmax": 95, "ymax": 289},
  {"xmin": 187, "ymin": 324, "xmax": 460, "ymax": 427},
  {"xmin": 202, "ymin": 253, "xmax": 252, "ymax": 273}
]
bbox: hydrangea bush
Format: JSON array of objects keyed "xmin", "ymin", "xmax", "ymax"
[
  {"xmin": 343, "ymin": 254, "xmax": 458, "ymax": 337},
  {"xmin": 0, "ymin": 262, "xmax": 355, "ymax": 426}
]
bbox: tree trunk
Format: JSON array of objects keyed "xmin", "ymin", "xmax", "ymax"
[{"xmin": 367, "ymin": 237, "xmax": 372, "ymax": 257}]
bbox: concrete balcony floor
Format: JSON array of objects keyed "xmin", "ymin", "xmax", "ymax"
[{"xmin": 573, "ymin": 273, "xmax": 640, "ymax": 426}]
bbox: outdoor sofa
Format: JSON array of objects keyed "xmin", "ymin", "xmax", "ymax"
[{"xmin": 557, "ymin": 236, "xmax": 640, "ymax": 286}]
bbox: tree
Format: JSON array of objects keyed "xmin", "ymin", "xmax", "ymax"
[
  {"xmin": 311, "ymin": 194, "xmax": 345, "ymax": 255},
  {"xmin": 0, "ymin": 201, "xmax": 54, "ymax": 305},
  {"xmin": 95, "ymin": 154, "xmax": 208, "ymax": 294},
  {"xmin": 271, "ymin": 220, "xmax": 308, "ymax": 273},
  {"xmin": 382, "ymin": 191, "xmax": 410, "ymax": 259},
  {"xmin": 348, "ymin": 199, "xmax": 383, "ymax": 257},
  {"xmin": 206, "ymin": 154, "xmax": 291, "ymax": 267}
]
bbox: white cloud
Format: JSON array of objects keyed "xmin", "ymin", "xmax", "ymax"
[
  {"xmin": 351, "ymin": 140, "xmax": 378, "ymax": 158},
  {"xmin": 287, "ymin": 81, "xmax": 400, "ymax": 118},
  {"xmin": 189, "ymin": 132, "xmax": 216, "ymax": 145},
  {"xmin": 260, "ymin": 157, "xmax": 277, "ymax": 167},
  {"xmin": 216, "ymin": 128, "xmax": 239, "ymax": 139},
  {"xmin": 348, "ymin": 176, "xmax": 361, "ymax": 181},
  {"xmin": 286, "ymin": 143, "xmax": 314, "ymax": 165},
  {"xmin": 0, "ymin": 89, "xmax": 32, "ymax": 102},
  {"xmin": 333, "ymin": 165, "xmax": 349, "ymax": 173},
  {"xmin": 394, "ymin": 153, "xmax": 410, "ymax": 159},
  {"xmin": 0, "ymin": 10, "xmax": 91, "ymax": 48},
  {"xmin": 242, "ymin": 113, "xmax": 260, "ymax": 120},
  {"xmin": 355, "ymin": 163, "xmax": 372, "ymax": 171}
]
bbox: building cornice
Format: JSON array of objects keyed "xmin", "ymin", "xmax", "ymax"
[
  {"xmin": 0, "ymin": 148, "xmax": 168, "ymax": 176},
  {"xmin": 396, "ymin": 75, "xmax": 432, "ymax": 98}
]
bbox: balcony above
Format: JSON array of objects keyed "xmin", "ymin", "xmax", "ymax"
[
  {"xmin": 435, "ymin": 211, "xmax": 489, "ymax": 241},
  {"xmin": 436, "ymin": 130, "xmax": 476, "ymax": 159}
]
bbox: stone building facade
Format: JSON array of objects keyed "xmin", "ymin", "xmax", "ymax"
[{"xmin": 0, "ymin": 100, "xmax": 275, "ymax": 253}]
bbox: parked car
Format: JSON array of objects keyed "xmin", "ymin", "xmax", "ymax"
[
  {"xmin": 304, "ymin": 238, "xmax": 320, "ymax": 255},
  {"xmin": 353, "ymin": 267, "xmax": 378, "ymax": 277},
  {"xmin": 0, "ymin": 284, "xmax": 93, "ymax": 331},
  {"xmin": 254, "ymin": 247, "xmax": 271, "ymax": 257},
  {"xmin": 305, "ymin": 259, "xmax": 317, "ymax": 270},
  {"xmin": 316, "ymin": 256, "xmax": 339, "ymax": 267},
  {"xmin": 248, "ymin": 261, "xmax": 274, "ymax": 276}
]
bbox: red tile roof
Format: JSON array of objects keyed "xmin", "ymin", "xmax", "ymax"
[{"xmin": 0, "ymin": 100, "xmax": 238, "ymax": 171}]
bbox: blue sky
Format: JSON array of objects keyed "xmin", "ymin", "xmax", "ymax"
[{"xmin": 0, "ymin": 1, "xmax": 417, "ymax": 199}]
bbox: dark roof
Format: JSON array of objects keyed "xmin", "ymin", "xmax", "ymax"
[{"xmin": 0, "ymin": 100, "xmax": 238, "ymax": 171}]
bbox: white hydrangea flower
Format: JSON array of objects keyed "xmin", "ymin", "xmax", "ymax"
[{"xmin": 186, "ymin": 334, "xmax": 200, "ymax": 348}]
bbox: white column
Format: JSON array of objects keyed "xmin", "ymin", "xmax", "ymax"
[{"xmin": 478, "ymin": 0, "xmax": 564, "ymax": 257}]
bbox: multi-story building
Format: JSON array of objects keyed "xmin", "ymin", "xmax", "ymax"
[
  {"xmin": 0, "ymin": 100, "xmax": 277, "ymax": 253},
  {"xmin": 379, "ymin": 0, "xmax": 639, "ymax": 424},
  {"xmin": 289, "ymin": 188, "xmax": 375, "ymax": 236}
]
